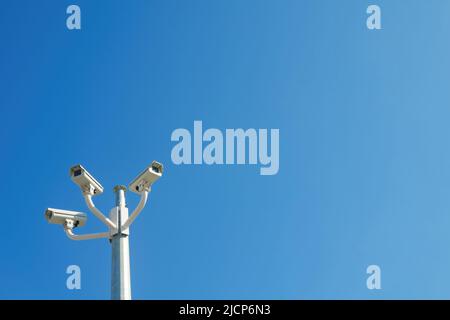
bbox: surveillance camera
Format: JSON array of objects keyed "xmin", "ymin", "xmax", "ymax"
[
  {"xmin": 45, "ymin": 208, "xmax": 87, "ymax": 228},
  {"xmin": 129, "ymin": 161, "xmax": 163, "ymax": 193},
  {"xmin": 70, "ymin": 164, "xmax": 104, "ymax": 195}
]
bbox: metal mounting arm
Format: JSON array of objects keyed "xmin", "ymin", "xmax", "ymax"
[
  {"xmin": 64, "ymin": 220, "xmax": 110, "ymax": 241},
  {"xmin": 121, "ymin": 190, "xmax": 149, "ymax": 230},
  {"xmin": 65, "ymin": 228, "xmax": 110, "ymax": 241},
  {"xmin": 84, "ymin": 194, "xmax": 117, "ymax": 229}
]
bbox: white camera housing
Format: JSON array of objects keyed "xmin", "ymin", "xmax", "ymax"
[
  {"xmin": 45, "ymin": 208, "xmax": 87, "ymax": 228},
  {"xmin": 129, "ymin": 161, "xmax": 163, "ymax": 194},
  {"xmin": 70, "ymin": 164, "xmax": 104, "ymax": 195}
]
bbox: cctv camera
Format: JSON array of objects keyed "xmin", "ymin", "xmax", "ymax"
[
  {"xmin": 70, "ymin": 164, "xmax": 104, "ymax": 195},
  {"xmin": 129, "ymin": 161, "xmax": 163, "ymax": 193},
  {"xmin": 45, "ymin": 208, "xmax": 87, "ymax": 228}
]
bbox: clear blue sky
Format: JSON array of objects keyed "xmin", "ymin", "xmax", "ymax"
[{"xmin": 2, "ymin": 0, "xmax": 450, "ymax": 299}]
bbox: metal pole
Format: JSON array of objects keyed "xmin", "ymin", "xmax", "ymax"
[{"xmin": 111, "ymin": 185, "xmax": 131, "ymax": 300}]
